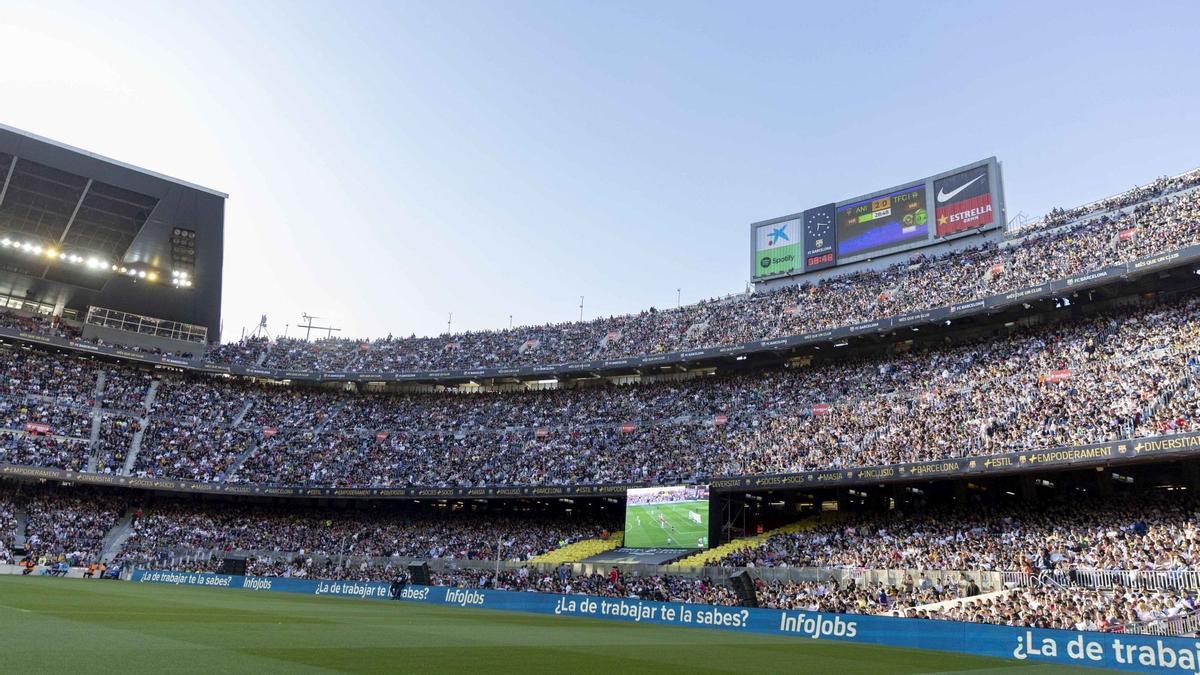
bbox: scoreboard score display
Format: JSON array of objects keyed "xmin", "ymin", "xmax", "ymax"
[
  {"xmin": 836, "ymin": 184, "xmax": 928, "ymax": 259},
  {"xmin": 751, "ymin": 158, "xmax": 1004, "ymax": 280}
]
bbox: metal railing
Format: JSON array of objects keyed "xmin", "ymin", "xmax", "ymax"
[
  {"xmin": 1121, "ymin": 610, "xmax": 1200, "ymax": 636},
  {"xmin": 1001, "ymin": 569, "xmax": 1200, "ymax": 591},
  {"xmin": 85, "ymin": 306, "xmax": 207, "ymax": 345},
  {"xmin": 127, "ymin": 549, "xmax": 1008, "ymax": 590}
]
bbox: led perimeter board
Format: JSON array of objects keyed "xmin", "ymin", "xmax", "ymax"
[
  {"xmin": 624, "ymin": 485, "xmax": 710, "ymax": 549},
  {"xmin": 750, "ymin": 157, "xmax": 1004, "ymax": 281}
]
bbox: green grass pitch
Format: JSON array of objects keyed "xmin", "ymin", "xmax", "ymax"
[
  {"xmin": 624, "ymin": 501, "xmax": 709, "ymax": 548},
  {"xmin": 0, "ymin": 576, "xmax": 1104, "ymax": 674}
]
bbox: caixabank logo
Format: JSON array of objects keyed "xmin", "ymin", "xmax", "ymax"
[{"xmin": 756, "ymin": 220, "xmax": 800, "ymax": 275}]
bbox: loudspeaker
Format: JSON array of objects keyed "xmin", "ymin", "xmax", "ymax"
[
  {"xmin": 407, "ymin": 562, "xmax": 431, "ymax": 585},
  {"xmin": 219, "ymin": 556, "xmax": 247, "ymax": 575},
  {"xmin": 728, "ymin": 570, "xmax": 758, "ymax": 607}
]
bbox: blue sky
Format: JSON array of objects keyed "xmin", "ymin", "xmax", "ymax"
[{"xmin": 0, "ymin": 1, "xmax": 1196, "ymax": 341}]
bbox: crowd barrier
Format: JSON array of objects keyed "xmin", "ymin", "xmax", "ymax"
[
  {"xmin": 1002, "ymin": 569, "xmax": 1200, "ymax": 592},
  {"xmin": 123, "ymin": 552, "xmax": 1009, "ymax": 593},
  {"xmin": 130, "ymin": 569, "xmax": 1200, "ymax": 672},
  {"xmin": 129, "ymin": 549, "xmax": 1200, "ymax": 596},
  {"xmin": 0, "ymin": 563, "xmax": 87, "ymax": 578}
]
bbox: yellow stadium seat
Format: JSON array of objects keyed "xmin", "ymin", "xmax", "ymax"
[
  {"xmin": 672, "ymin": 513, "xmax": 846, "ymax": 568},
  {"xmin": 530, "ymin": 531, "xmax": 625, "ymax": 563}
]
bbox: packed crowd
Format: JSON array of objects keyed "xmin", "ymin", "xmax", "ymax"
[
  {"xmin": 0, "ymin": 346, "xmax": 100, "ymax": 403},
  {"xmin": 436, "ymin": 569, "xmax": 959, "ymax": 615},
  {"xmin": 112, "ymin": 502, "xmax": 613, "ymax": 568},
  {"xmin": 0, "ymin": 496, "xmax": 15, "ymax": 564},
  {"xmin": 0, "ymin": 171, "xmax": 1193, "ymax": 488},
  {"xmin": 180, "ymin": 173, "xmax": 1200, "ymax": 373},
  {"xmin": 94, "ymin": 415, "xmax": 137, "ymax": 474},
  {"xmin": 717, "ymin": 495, "xmax": 1200, "ymax": 573},
  {"xmin": 754, "ymin": 576, "xmax": 1196, "ymax": 634},
  {"xmin": 19, "ymin": 490, "xmax": 122, "ymax": 563},
  {"xmin": 0, "ymin": 310, "xmax": 79, "ymax": 341},
  {"xmin": 100, "ymin": 369, "xmax": 151, "ymax": 412},
  {"xmin": 931, "ymin": 585, "xmax": 1196, "ymax": 632},
  {"xmin": 0, "ymin": 289, "xmax": 1199, "ymax": 487},
  {"xmin": 757, "ymin": 575, "xmax": 961, "ymax": 614},
  {"xmin": 0, "ymin": 432, "xmax": 91, "ymax": 472},
  {"xmin": 267, "ymin": 562, "xmax": 1194, "ymax": 634},
  {"xmin": 0, "ymin": 400, "xmax": 92, "ymax": 438},
  {"xmin": 225, "ymin": 295, "xmax": 1200, "ymax": 487},
  {"xmin": 101, "ymin": 488, "xmax": 1194, "ymax": 592},
  {"xmin": 1037, "ymin": 170, "xmax": 1200, "ymax": 231},
  {"xmin": 3, "ymin": 478, "xmax": 1196, "ymax": 636},
  {"xmin": 133, "ymin": 425, "xmax": 251, "ymax": 482},
  {"xmin": 435, "ymin": 566, "xmax": 741, "ymax": 605},
  {"xmin": 0, "ymin": 170, "xmax": 1192, "ymax": 377},
  {"xmin": 149, "ymin": 377, "xmax": 253, "ymax": 427}
]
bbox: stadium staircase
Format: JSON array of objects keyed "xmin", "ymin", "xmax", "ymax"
[
  {"xmin": 222, "ymin": 438, "xmax": 260, "ymax": 484},
  {"xmin": 98, "ymin": 512, "xmax": 136, "ymax": 563},
  {"xmin": 1092, "ymin": 317, "xmax": 1122, "ymax": 348},
  {"xmin": 121, "ymin": 379, "xmax": 160, "ymax": 476},
  {"xmin": 1141, "ymin": 354, "xmax": 1200, "ymax": 423},
  {"xmin": 598, "ymin": 331, "xmax": 621, "ymax": 350},
  {"xmin": 85, "ymin": 371, "xmax": 106, "ymax": 472},
  {"xmin": 341, "ymin": 353, "xmax": 366, "ymax": 372},
  {"xmin": 11, "ymin": 506, "xmax": 28, "ymax": 553},
  {"xmin": 230, "ymin": 400, "xmax": 254, "ymax": 427},
  {"xmin": 528, "ymin": 532, "xmax": 624, "ymax": 564},
  {"xmin": 315, "ymin": 400, "xmax": 346, "ymax": 433},
  {"xmin": 858, "ymin": 426, "xmax": 886, "ymax": 450},
  {"xmin": 254, "ymin": 347, "xmax": 270, "ymax": 367},
  {"xmin": 672, "ymin": 515, "xmax": 841, "ymax": 568}
]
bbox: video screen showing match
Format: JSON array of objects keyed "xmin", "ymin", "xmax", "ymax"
[{"xmin": 624, "ymin": 485, "xmax": 709, "ymax": 549}]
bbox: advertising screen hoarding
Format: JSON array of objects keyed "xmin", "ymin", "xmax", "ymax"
[
  {"xmin": 750, "ymin": 158, "xmax": 1003, "ymax": 279},
  {"xmin": 753, "ymin": 219, "xmax": 801, "ymax": 277},
  {"xmin": 934, "ymin": 164, "xmax": 995, "ymax": 237}
]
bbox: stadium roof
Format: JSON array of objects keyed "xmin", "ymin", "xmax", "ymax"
[
  {"xmin": 0, "ymin": 122, "xmax": 227, "ymax": 198},
  {"xmin": 0, "ymin": 123, "xmax": 226, "ymax": 339}
]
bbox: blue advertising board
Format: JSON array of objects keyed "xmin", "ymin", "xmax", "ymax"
[{"xmin": 131, "ymin": 569, "xmax": 1200, "ymax": 672}]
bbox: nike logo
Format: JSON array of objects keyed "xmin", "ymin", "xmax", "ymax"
[{"xmin": 937, "ymin": 173, "xmax": 985, "ymax": 203}]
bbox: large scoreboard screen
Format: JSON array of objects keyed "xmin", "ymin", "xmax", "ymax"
[
  {"xmin": 751, "ymin": 157, "xmax": 1003, "ymax": 280},
  {"xmin": 836, "ymin": 184, "xmax": 928, "ymax": 259},
  {"xmin": 625, "ymin": 485, "xmax": 709, "ymax": 549}
]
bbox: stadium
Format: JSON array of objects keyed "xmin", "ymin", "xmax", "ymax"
[{"xmin": 2, "ymin": 6, "xmax": 1200, "ymax": 674}]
